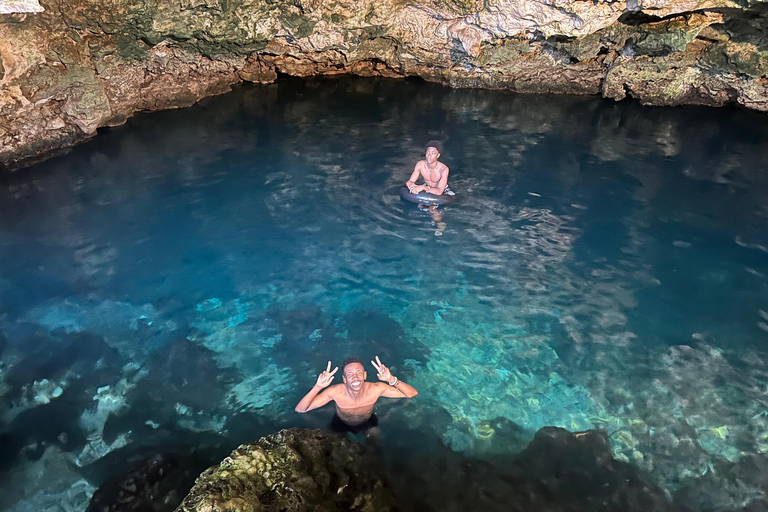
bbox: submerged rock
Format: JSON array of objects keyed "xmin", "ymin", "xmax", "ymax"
[
  {"xmin": 86, "ymin": 451, "xmax": 210, "ymax": 512},
  {"xmin": 392, "ymin": 426, "xmax": 673, "ymax": 512},
  {"xmin": 175, "ymin": 428, "xmax": 397, "ymax": 512},
  {"xmin": 176, "ymin": 426, "xmax": 674, "ymax": 512}
]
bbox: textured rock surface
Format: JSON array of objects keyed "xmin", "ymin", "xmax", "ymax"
[
  {"xmin": 175, "ymin": 428, "xmax": 397, "ymax": 512},
  {"xmin": 176, "ymin": 427, "xmax": 675, "ymax": 512},
  {"xmin": 1, "ymin": 0, "xmax": 768, "ymax": 167}
]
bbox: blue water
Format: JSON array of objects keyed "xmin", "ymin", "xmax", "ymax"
[{"xmin": 2, "ymin": 77, "xmax": 768, "ymax": 511}]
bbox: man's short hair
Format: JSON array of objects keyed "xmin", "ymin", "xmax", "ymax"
[
  {"xmin": 425, "ymin": 140, "xmax": 444, "ymax": 154},
  {"xmin": 342, "ymin": 357, "xmax": 364, "ymax": 372}
]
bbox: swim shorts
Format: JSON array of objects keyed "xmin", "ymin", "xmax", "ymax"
[{"xmin": 329, "ymin": 413, "xmax": 379, "ymax": 435}]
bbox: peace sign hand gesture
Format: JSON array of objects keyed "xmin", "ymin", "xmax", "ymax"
[
  {"xmin": 371, "ymin": 356, "xmax": 393, "ymax": 382},
  {"xmin": 316, "ymin": 361, "xmax": 338, "ymax": 388}
]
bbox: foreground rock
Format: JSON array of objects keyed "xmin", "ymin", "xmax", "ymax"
[
  {"xmin": 175, "ymin": 427, "xmax": 677, "ymax": 512},
  {"xmin": 175, "ymin": 429, "xmax": 396, "ymax": 512},
  {"xmin": 1, "ymin": 0, "xmax": 768, "ymax": 168}
]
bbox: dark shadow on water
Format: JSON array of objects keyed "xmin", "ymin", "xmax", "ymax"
[
  {"xmin": 102, "ymin": 339, "xmax": 238, "ymax": 445},
  {"xmin": 0, "ymin": 331, "xmax": 124, "ymax": 472},
  {"xmin": 269, "ymin": 306, "xmax": 430, "ymax": 381},
  {"xmin": 386, "ymin": 427, "xmax": 678, "ymax": 512}
]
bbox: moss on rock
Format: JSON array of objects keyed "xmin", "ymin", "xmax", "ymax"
[
  {"xmin": 175, "ymin": 428, "xmax": 397, "ymax": 512},
  {"xmin": 4, "ymin": 0, "xmax": 768, "ymax": 168}
]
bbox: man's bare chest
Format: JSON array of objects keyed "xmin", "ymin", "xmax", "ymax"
[
  {"xmin": 420, "ymin": 164, "xmax": 443, "ymax": 184},
  {"xmin": 334, "ymin": 388, "xmax": 378, "ymax": 410}
]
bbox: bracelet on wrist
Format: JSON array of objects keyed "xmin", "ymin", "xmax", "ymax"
[{"xmin": 389, "ymin": 377, "xmax": 399, "ymax": 387}]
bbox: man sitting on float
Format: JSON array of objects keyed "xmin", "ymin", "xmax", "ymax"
[{"xmin": 405, "ymin": 140, "xmax": 454, "ymax": 197}]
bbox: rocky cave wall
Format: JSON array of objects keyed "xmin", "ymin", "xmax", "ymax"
[{"xmin": 1, "ymin": 0, "xmax": 768, "ymax": 168}]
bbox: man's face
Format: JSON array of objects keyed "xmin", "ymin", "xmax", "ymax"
[
  {"xmin": 425, "ymin": 147, "xmax": 440, "ymax": 163},
  {"xmin": 342, "ymin": 362, "xmax": 366, "ymax": 391}
]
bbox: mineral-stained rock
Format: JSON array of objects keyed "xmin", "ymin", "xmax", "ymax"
[
  {"xmin": 2, "ymin": 0, "xmax": 768, "ymax": 168},
  {"xmin": 174, "ymin": 428, "xmax": 397, "ymax": 512}
]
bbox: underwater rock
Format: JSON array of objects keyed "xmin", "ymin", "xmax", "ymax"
[
  {"xmin": 392, "ymin": 426, "xmax": 672, "ymax": 512},
  {"xmin": 86, "ymin": 452, "xmax": 203, "ymax": 512},
  {"xmin": 137, "ymin": 339, "xmax": 236, "ymax": 411},
  {"xmin": 0, "ymin": 445, "xmax": 96, "ymax": 512},
  {"xmin": 4, "ymin": 332, "xmax": 120, "ymax": 403},
  {"xmin": 175, "ymin": 428, "xmax": 397, "ymax": 512},
  {"xmin": 227, "ymin": 363, "xmax": 295, "ymax": 413},
  {"xmin": 2, "ymin": 0, "xmax": 768, "ymax": 168},
  {"xmin": 22, "ymin": 298, "xmax": 179, "ymax": 359},
  {"xmin": 412, "ymin": 325, "xmax": 601, "ymax": 454},
  {"xmin": 0, "ymin": 331, "xmax": 124, "ymax": 470},
  {"xmin": 513, "ymin": 427, "xmax": 669, "ymax": 509},
  {"xmin": 101, "ymin": 339, "xmax": 237, "ymax": 446},
  {"xmin": 673, "ymin": 452, "xmax": 768, "ymax": 511}
]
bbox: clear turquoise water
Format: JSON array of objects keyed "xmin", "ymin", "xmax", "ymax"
[{"xmin": 2, "ymin": 77, "xmax": 768, "ymax": 510}]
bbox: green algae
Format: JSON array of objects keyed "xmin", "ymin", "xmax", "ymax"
[
  {"xmin": 116, "ymin": 33, "xmax": 149, "ymax": 60},
  {"xmin": 475, "ymin": 37, "xmax": 530, "ymax": 67},
  {"xmin": 433, "ymin": 0, "xmax": 481, "ymax": 16},
  {"xmin": 280, "ymin": 12, "xmax": 317, "ymax": 39},
  {"xmin": 704, "ymin": 40, "xmax": 768, "ymax": 77},
  {"xmin": 175, "ymin": 428, "xmax": 397, "ymax": 511},
  {"xmin": 361, "ymin": 24, "xmax": 387, "ymax": 40}
]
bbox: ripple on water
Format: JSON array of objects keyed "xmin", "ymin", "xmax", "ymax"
[{"xmin": 3, "ymin": 78, "xmax": 768, "ymax": 511}]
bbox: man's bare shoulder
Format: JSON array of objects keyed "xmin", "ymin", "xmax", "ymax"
[
  {"xmin": 439, "ymin": 162, "xmax": 449, "ymax": 172},
  {"xmin": 370, "ymin": 382, "xmax": 391, "ymax": 394},
  {"xmin": 323, "ymin": 384, "xmax": 344, "ymax": 398}
]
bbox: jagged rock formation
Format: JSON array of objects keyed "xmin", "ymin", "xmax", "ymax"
[
  {"xmin": 174, "ymin": 428, "xmax": 397, "ymax": 512},
  {"xmin": 1, "ymin": 0, "xmax": 768, "ymax": 167},
  {"xmin": 174, "ymin": 427, "xmax": 676, "ymax": 512}
]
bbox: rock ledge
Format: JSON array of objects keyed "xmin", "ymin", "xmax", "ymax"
[{"xmin": 175, "ymin": 428, "xmax": 396, "ymax": 512}]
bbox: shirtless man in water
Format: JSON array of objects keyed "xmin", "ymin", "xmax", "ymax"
[
  {"xmin": 295, "ymin": 356, "xmax": 418, "ymax": 435},
  {"xmin": 406, "ymin": 140, "xmax": 452, "ymax": 196}
]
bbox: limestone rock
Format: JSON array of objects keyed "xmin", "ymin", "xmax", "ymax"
[
  {"xmin": 0, "ymin": 1, "xmax": 43, "ymax": 14},
  {"xmin": 174, "ymin": 428, "xmax": 397, "ymax": 512},
  {"xmin": 2, "ymin": 0, "xmax": 768, "ymax": 168}
]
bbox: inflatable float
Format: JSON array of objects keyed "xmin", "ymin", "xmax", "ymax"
[{"xmin": 399, "ymin": 186, "xmax": 456, "ymax": 206}]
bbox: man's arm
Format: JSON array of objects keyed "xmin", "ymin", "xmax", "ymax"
[
  {"xmin": 406, "ymin": 163, "xmax": 427, "ymax": 193},
  {"xmin": 378, "ymin": 380, "xmax": 418, "ymax": 398},
  {"xmin": 370, "ymin": 356, "xmax": 418, "ymax": 399},
  {"xmin": 295, "ymin": 361, "xmax": 338, "ymax": 413}
]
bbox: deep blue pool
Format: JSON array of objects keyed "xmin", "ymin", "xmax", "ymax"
[{"xmin": 2, "ymin": 76, "xmax": 768, "ymax": 511}]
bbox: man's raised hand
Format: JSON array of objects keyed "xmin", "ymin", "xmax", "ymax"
[
  {"xmin": 316, "ymin": 361, "xmax": 338, "ymax": 388},
  {"xmin": 371, "ymin": 356, "xmax": 393, "ymax": 382}
]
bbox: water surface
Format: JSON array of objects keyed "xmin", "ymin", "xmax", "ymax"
[{"xmin": 2, "ymin": 77, "xmax": 768, "ymax": 511}]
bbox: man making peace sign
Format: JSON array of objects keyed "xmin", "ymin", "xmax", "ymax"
[{"xmin": 295, "ymin": 356, "xmax": 418, "ymax": 436}]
